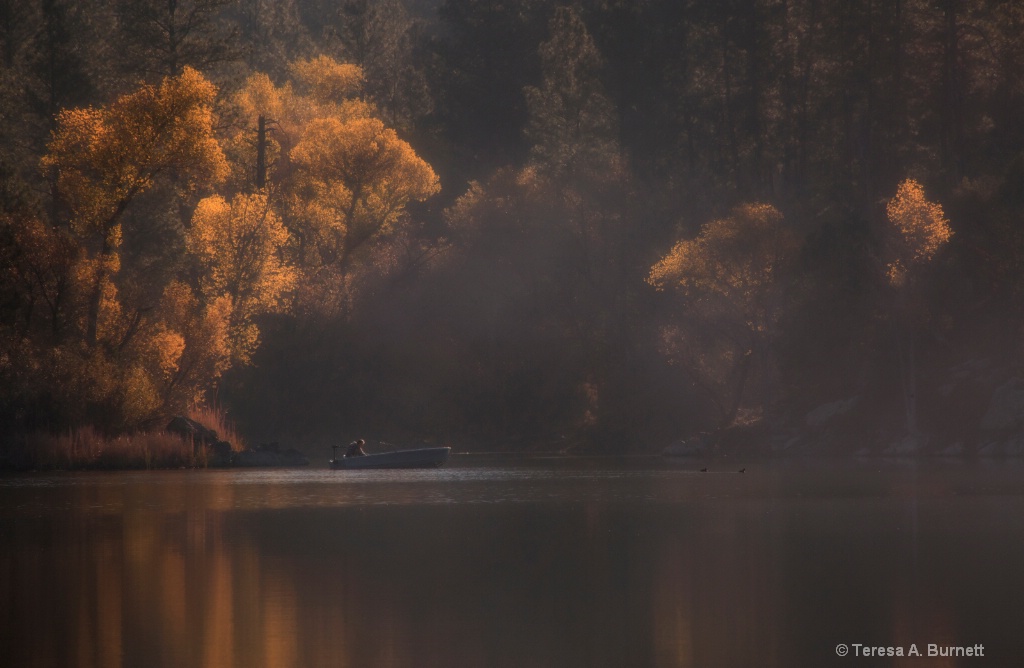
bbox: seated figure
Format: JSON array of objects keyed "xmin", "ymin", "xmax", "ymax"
[{"xmin": 345, "ymin": 439, "xmax": 366, "ymax": 457}]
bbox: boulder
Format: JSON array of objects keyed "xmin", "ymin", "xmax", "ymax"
[
  {"xmin": 166, "ymin": 415, "xmax": 220, "ymax": 446},
  {"xmin": 207, "ymin": 440, "xmax": 233, "ymax": 466},
  {"xmin": 167, "ymin": 416, "xmax": 242, "ymax": 464}
]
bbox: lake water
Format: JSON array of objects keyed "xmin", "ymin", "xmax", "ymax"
[{"xmin": 2, "ymin": 456, "xmax": 1023, "ymax": 667}]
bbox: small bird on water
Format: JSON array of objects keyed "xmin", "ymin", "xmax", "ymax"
[
  {"xmin": 700, "ymin": 467, "xmax": 708, "ymax": 472},
  {"xmin": 738, "ymin": 468, "xmax": 746, "ymax": 473}
]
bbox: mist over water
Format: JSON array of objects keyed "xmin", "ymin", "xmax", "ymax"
[{"xmin": 2, "ymin": 458, "xmax": 1023, "ymax": 667}]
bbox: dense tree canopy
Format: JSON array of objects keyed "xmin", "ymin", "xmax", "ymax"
[{"xmin": 2, "ymin": 0, "xmax": 1024, "ymax": 455}]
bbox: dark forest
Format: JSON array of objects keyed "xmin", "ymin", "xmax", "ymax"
[{"xmin": 2, "ymin": 0, "xmax": 1024, "ymax": 458}]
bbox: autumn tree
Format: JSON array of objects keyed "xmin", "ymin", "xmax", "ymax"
[
  {"xmin": 43, "ymin": 66, "xmax": 228, "ymax": 346},
  {"xmin": 649, "ymin": 203, "xmax": 796, "ymax": 429},
  {"xmin": 290, "ymin": 116, "xmax": 439, "ymax": 266},
  {"xmin": 290, "ymin": 55, "xmax": 365, "ymax": 105},
  {"xmin": 210, "ymin": 52, "xmax": 443, "ymax": 440},
  {"xmin": 224, "ymin": 56, "xmax": 370, "ymax": 193},
  {"xmin": 148, "ymin": 280, "xmax": 232, "ymax": 411},
  {"xmin": 0, "ymin": 68, "xmax": 234, "ymax": 432},
  {"xmin": 187, "ymin": 192, "xmax": 295, "ymax": 363},
  {"xmin": 225, "ymin": 55, "xmax": 439, "ymax": 314},
  {"xmin": 883, "ymin": 178, "xmax": 952, "ymax": 443},
  {"xmin": 0, "ymin": 213, "xmax": 236, "ymax": 431}
]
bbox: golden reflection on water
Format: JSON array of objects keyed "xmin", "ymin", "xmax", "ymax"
[
  {"xmin": 34, "ymin": 478, "xmax": 445, "ymax": 668},
  {"xmin": 1, "ymin": 475, "xmax": 314, "ymax": 668},
  {"xmin": 651, "ymin": 534, "xmax": 694, "ymax": 667},
  {"xmin": 3, "ymin": 464, "xmax": 1024, "ymax": 667}
]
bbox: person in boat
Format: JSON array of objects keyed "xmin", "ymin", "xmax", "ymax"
[{"xmin": 345, "ymin": 439, "xmax": 366, "ymax": 457}]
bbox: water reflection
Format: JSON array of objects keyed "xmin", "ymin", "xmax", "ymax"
[{"xmin": 1, "ymin": 461, "xmax": 1023, "ymax": 666}]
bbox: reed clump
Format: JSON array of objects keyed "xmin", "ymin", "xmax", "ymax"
[
  {"xmin": 2, "ymin": 405, "xmax": 242, "ymax": 470},
  {"xmin": 188, "ymin": 404, "xmax": 246, "ymax": 452}
]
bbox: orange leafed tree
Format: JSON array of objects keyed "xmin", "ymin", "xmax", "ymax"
[
  {"xmin": 884, "ymin": 178, "xmax": 953, "ymax": 287},
  {"xmin": 45, "ymin": 67, "xmax": 228, "ymax": 236},
  {"xmin": 225, "ymin": 55, "xmax": 440, "ymax": 315},
  {"xmin": 883, "ymin": 179, "xmax": 952, "ymax": 442},
  {"xmin": 290, "ymin": 55, "xmax": 364, "ymax": 104},
  {"xmin": 227, "ymin": 56, "xmax": 439, "ymax": 264},
  {"xmin": 290, "ymin": 116, "xmax": 440, "ymax": 266},
  {"xmin": 650, "ymin": 203, "xmax": 788, "ymax": 320},
  {"xmin": 226, "ymin": 58, "xmax": 376, "ymax": 192},
  {"xmin": 188, "ymin": 193, "xmax": 296, "ymax": 363},
  {"xmin": 43, "ymin": 67, "xmax": 228, "ymax": 346},
  {"xmin": 10, "ymin": 67, "xmax": 237, "ymax": 430},
  {"xmin": 152, "ymin": 281, "xmax": 233, "ymax": 409},
  {"xmin": 649, "ymin": 203, "xmax": 795, "ymax": 428}
]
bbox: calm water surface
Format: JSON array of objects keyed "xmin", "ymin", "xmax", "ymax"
[{"xmin": 2, "ymin": 457, "xmax": 1024, "ymax": 667}]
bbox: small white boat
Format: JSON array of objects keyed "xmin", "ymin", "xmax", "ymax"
[{"xmin": 330, "ymin": 447, "xmax": 451, "ymax": 470}]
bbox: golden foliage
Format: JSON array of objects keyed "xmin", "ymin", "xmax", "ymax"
[
  {"xmin": 291, "ymin": 117, "xmax": 440, "ymax": 261},
  {"xmin": 649, "ymin": 204, "xmax": 795, "ymax": 426},
  {"xmin": 40, "ymin": 68, "xmax": 231, "ymax": 355},
  {"xmin": 148, "ymin": 329, "xmax": 186, "ymax": 378},
  {"xmin": 7, "ymin": 277, "xmax": 234, "ymax": 429},
  {"xmin": 293, "ymin": 117, "xmax": 438, "ymax": 194},
  {"xmin": 188, "ymin": 193, "xmax": 295, "ymax": 362},
  {"xmin": 285, "ymin": 181, "xmax": 352, "ymax": 265},
  {"xmin": 43, "ymin": 67, "xmax": 228, "ymax": 237},
  {"xmin": 290, "ymin": 56, "xmax": 364, "ymax": 105},
  {"xmin": 156, "ymin": 281, "xmax": 233, "ymax": 404},
  {"xmin": 188, "ymin": 193, "xmax": 295, "ymax": 310},
  {"xmin": 227, "ymin": 64, "xmax": 375, "ymax": 193},
  {"xmin": 649, "ymin": 203, "xmax": 790, "ymax": 313},
  {"xmin": 226, "ymin": 56, "xmax": 439, "ymax": 312},
  {"xmin": 884, "ymin": 179, "xmax": 952, "ymax": 286},
  {"xmin": 120, "ymin": 364, "xmax": 162, "ymax": 426},
  {"xmin": 236, "ymin": 72, "xmax": 285, "ymax": 120}
]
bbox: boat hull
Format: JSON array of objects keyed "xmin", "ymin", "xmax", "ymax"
[{"xmin": 330, "ymin": 447, "xmax": 451, "ymax": 470}]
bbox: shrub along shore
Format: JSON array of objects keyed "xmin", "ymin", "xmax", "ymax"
[
  {"xmin": 3, "ymin": 427, "xmax": 212, "ymax": 471},
  {"xmin": 0, "ymin": 406, "xmax": 307, "ymax": 471}
]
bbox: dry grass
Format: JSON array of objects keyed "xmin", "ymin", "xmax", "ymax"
[
  {"xmin": 1, "ymin": 405, "xmax": 247, "ymax": 471},
  {"xmin": 6, "ymin": 427, "xmax": 203, "ymax": 471},
  {"xmin": 188, "ymin": 403, "xmax": 246, "ymax": 452}
]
